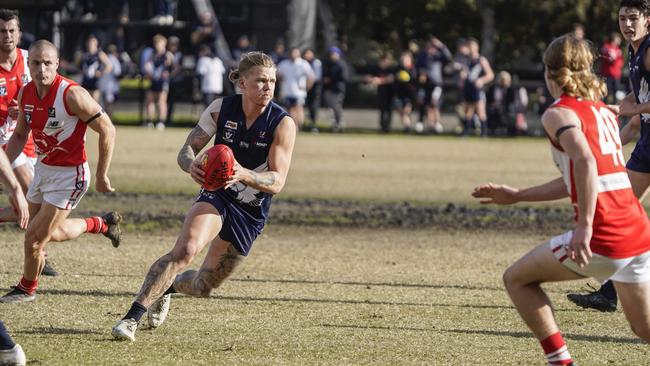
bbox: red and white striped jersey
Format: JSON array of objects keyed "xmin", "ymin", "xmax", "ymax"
[
  {"xmin": 0, "ymin": 48, "xmax": 35, "ymax": 157},
  {"xmin": 20, "ymin": 74, "xmax": 87, "ymax": 166},
  {"xmin": 548, "ymin": 94, "xmax": 650, "ymax": 258}
]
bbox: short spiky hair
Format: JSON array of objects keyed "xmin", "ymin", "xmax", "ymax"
[
  {"xmin": 0, "ymin": 8, "xmax": 19, "ymax": 24},
  {"xmin": 620, "ymin": 0, "xmax": 650, "ymax": 16}
]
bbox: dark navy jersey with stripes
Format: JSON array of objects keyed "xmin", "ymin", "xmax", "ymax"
[
  {"xmin": 198, "ymin": 95, "xmax": 288, "ymax": 220},
  {"xmin": 628, "ymin": 35, "xmax": 650, "ymax": 146}
]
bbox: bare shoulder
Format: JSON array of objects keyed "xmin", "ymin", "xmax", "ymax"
[
  {"xmin": 541, "ymin": 106, "xmax": 581, "ymax": 139},
  {"xmin": 65, "ymin": 85, "xmax": 92, "ymax": 103},
  {"xmin": 275, "ymin": 116, "xmax": 297, "ymax": 138}
]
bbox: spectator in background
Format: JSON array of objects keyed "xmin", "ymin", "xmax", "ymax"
[
  {"xmin": 486, "ymin": 71, "xmax": 528, "ymax": 136},
  {"xmin": 393, "ymin": 51, "xmax": 417, "ymax": 132},
  {"xmin": 601, "ymin": 32, "xmax": 624, "ymax": 104},
  {"xmin": 323, "ymin": 46, "xmax": 349, "ymax": 133},
  {"xmin": 232, "ymin": 35, "xmax": 255, "ymax": 61},
  {"xmin": 143, "ymin": 34, "xmax": 173, "ymax": 130},
  {"xmin": 365, "ymin": 53, "xmax": 395, "ymax": 133},
  {"xmin": 572, "ymin": 23, "xmax": 585, "ymax": 40},
  {"xmin": 271, "ymin": 39, "xmax": 287, "ymax": 65},
  {"xmin": 191, "ymin": 11, "xmax": 218, "ymax": 53},
  {"xmin": 165, "ymin": 36, "xmax": 183, "ymax": 127},
  {"xmin": 303, "ymin": 48, "xmax": 322, "ymax": 132},
  {"xmin": 277, "ymin": 47, "xmax": 315, "ymax": 128},
  {"xmin": 448, "ymin": 38, "xmax": 471, "ymax": 134},
  {"xmin": 536, "ymin": 85, "xmax": 554, "ymax": 116},
  {"xmin": 461, "ymin": 38, "xmax": 494, "ymax": 137},
  {"xmin": 416, "ymin": 37, "xmax": 452, "ymax": 134},
  {"xmin": 98, "ymin": 44, "xmax": 122, "ymax": 119},
  {"xmin": 76, "ymin": 34, "xmax": 112, "ymax": 102},
  {"xmin": 196, "ymin": 44, "xmax": 225, "ymax": 107},
  {"xmin": 151, "ymin": 0, "xmax": 176, "ymax": 25}
]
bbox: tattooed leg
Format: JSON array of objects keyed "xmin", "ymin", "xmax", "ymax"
[
  {"xmin": 135, "ymin": 202, "xmax": 222, "ymax": 307},
  {"xmin": 173, "ymin": 238, "xmax": 243, "ymax": 297}
]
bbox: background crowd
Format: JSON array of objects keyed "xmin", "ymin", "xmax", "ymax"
[{"xmin": 20, "ymin": 1, "xmax": 626, "ymax": 137}]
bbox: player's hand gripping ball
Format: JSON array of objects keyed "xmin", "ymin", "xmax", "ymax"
[{"xmin": 201, "ymin": 144, "xmax": 235, "ymax": 190}]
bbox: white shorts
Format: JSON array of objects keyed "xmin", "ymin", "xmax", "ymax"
[
  {"xmin": 27, "ymin": 161, "xmax": 91, "ymax": 210},
  {"xmin": 10, "ymin": 152, "xmax": 36, "ymax": 174},
  {"xmin": 550, "ymin": 231, "xmax": 650, "ymax": 283}
]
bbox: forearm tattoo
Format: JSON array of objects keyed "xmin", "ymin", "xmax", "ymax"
[
  {"xmin": 177, "ymin": 127, "xmax": 212, "ymax": 172},
  {"xmin": 173, "ymin": 245, "xmax": 242, "ymax": 297},
  {"xmin": 136, "ymin": 254, "xmax": 179, "ymax": 307},
  {"xmin": 250, "ymin": 171, "xmax": 276, "ymax": 188}
]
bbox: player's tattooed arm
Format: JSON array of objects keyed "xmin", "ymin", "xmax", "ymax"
[
  {"xmin": 173, "ymin": 245, "xmax": 242, "ymax": 297},
  {"xmin": 177, "ymin": 126, "xmax": 212, "ymax": 173},
  {"xmin": 249, "ymin": 171, "xmax": 277, "ymax": 187}
]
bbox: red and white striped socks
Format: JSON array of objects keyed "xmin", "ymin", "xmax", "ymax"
[
  {"xmin": 541, "ymin": 332, "xmax": 573, "ymax": 365},
  {"xmin": 84, "ymin": 216, "xmax": 108, "ymax": 234}
]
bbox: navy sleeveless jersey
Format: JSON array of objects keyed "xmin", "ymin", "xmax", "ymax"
[
  {"xmin": 81, "ymin": 51, "xmax": 101, "ymax": 89},
  {"xmin": 628, "ymin": 35, "xmax": 650, "ymax": 145},
  {"xmin": 466, "ymin": 58, "xmax": 485, "ymax": 84},
  {"xmin": 212, "ymin": 95, "xmax": 288, "ymax": 220}
]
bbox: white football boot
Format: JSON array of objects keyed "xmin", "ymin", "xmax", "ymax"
[
  {"xmin": 0, "ymin": 344, "xmax": 26, "ymax": 366},
  {"xmin": 111, "ymin": 318, "xmax": 138, "ymax": 341},
  {"xmin": 147, "ymin": 294, "xmax": 171, "ymax": 329}
]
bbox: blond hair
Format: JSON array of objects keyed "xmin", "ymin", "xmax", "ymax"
[
  {"xmin": 543, "ymin": 34, "xmax": 606, "ymax": 101},
  {"xmin": 228, "ymin": 51, "xmax": 275, "ymax": 83}
]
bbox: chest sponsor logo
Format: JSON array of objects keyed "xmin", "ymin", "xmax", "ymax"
[
  {"xmin": 225, "ymin": 120, "xmax": 238, "ymax": 130},
  {"xmin": 239, "ymin": 141, "xmax": 249, "ymax": 148},
  {"xmin": 46, "ymin": 120, "xmax": 63, "ymax": 129},
  {"xmin": 223, "ymin": 130, "xmax": 234, "ymax": 143},
  {"xmin": 48, "ymin": 108, "xmax": 56, "ymax": 117},
  {"xmin": 0, "ymin": 86, "xmax": 6, "ymax": 96},
  {"xmin": 21, "ymin": 74, "xmax": 28, "ymax": 84},
  {"xmin": 255, "ymin": 141, "xmax": 268, "ymax": 148}
]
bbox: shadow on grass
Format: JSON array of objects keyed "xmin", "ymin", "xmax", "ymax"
[
  {"xmin": 321, "ymin": 324, "xmax": 642, "ymax": 344},
  {"xmin": 16, "ymin": 327, "xmax": 102, "ymax": 335},
  {"xmin": 37, "ymin": 289, "xmax": 135, "ymax": 298},
  {"xmin": 215, "ymin": 294, "xmax": 514, "ymax": 309}
]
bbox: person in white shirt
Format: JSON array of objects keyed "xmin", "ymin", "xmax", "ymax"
[
  {"xmin": 196, "ymin": 44, "xmax": 226, "ymax": 107},
  {"xmin": 277, "ymin": 47, "xmax": 315, "ymax": 128}
]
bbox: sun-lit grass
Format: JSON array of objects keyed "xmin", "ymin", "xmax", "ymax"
[
  {"xmin": 85, "ymin": 127, "xmax": 575, "ymax": 205},
  {"xmin": 1, "ymin": 227, "xmax": 647, "ymax": 365}
]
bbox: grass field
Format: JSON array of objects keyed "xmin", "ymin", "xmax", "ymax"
[{"xmin": 0, "ymin": 128, "xmax": 648, "ymax": 365}]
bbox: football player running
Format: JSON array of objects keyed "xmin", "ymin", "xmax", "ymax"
[{"xmin": 112, "ymin": 52, "xmax": 296, "ymax": 341}]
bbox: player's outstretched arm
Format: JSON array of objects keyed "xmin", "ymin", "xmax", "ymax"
[
  {"xmin": 225, "ymin": 116, "xmax": 296, "ymax": 194},
  {"xmin": 67, "ymin": 85, "xmax": 116, "ymax": 192},
  {"xmin": 0, "ymin": 150, "xmax": 28, "ymax": 228},
  {"xmin": 472, "ymin": 177, "xmax": 568, "ymax": 205}
]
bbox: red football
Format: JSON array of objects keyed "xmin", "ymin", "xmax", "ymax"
[{"xmin": 201, "ymin": 144, "xmax": 235, "ymax": 190}]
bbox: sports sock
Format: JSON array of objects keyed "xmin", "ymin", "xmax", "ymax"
[
  {"xmin": 84, "ymin": 216, "xmax": 107, "ymax": 234},
  {"xmin": 0, "ymin": 321, "xmax": 16, "ymax": 350},
  {"xmin": 541, "ymin": 332, "xmax": 573, "ymax": 365},
  {"xmin": 16, "ymin": 277, "xmax": 37, "ymax": 295},
  {"xmin": 163, "ymin": 284, "xmax": 177, "ymax": 295},
  {"xmin": 599, "ymin": 280, "xmax": 617, "ymax": 300},
  {"xmin": 123, "ymin": 302, "xmax": 147, "ymax": 322}
]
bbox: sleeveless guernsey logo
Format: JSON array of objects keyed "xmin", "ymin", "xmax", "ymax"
[
  {"xmin": 21, "ymin": 74, "xmax": 28, "ymax": 84},
  {"xmin": 228, "ymin": 162, "xmax": 268, "ymax": 207},
  {"xmin": 48, "ymin": 108, "xmax": 56, "ymax": 117},
  {"xmin": 33, "ymin": 130, "xmax": 68, "ymax": 157}
]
